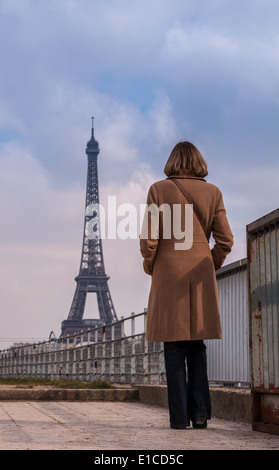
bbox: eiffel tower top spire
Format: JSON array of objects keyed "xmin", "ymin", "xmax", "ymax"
[{"xmin": 86, "ymin": 116, "xmax": 99, "ymax": 154}]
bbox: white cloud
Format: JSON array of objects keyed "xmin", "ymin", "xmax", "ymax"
[
  {"xmin": 147, "ymin": 91, "xmax": 180, "ymax": 146},
  {"xmin": 0, "ymin": 142, "xmax": 84, "ymax": 244},
  {"xmin": 162, "ymin": 27, "xmax": 238, "ymax": 60},
  {"xmin": 208, "ymin": 162, "xmax": 279, "ymax": 267},
  {"xmin": 0, "ymin": 142, "xmax": 84, "ymax": 346}
]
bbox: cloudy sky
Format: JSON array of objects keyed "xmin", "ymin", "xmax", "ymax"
[{"xmin": 0, "ymin": 0, "xmax": 278, "ymax": 347}]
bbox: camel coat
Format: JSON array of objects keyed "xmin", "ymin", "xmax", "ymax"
[{"xmin": 140, "ymin": 169, "xmax": 234, "ymax": 342}]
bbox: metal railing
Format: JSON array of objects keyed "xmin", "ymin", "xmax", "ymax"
[{"xmin": 0, "ymin": 311, "xmax": 166, "ymax": 385}]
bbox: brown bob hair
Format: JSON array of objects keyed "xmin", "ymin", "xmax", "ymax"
[{"xmin": 164, "ymin": 141, "xmax": 208, "ymax": 178}]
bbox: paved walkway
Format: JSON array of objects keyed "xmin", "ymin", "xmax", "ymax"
[{"xmin": 0, "ymin": 401, "xmax": 279, "ymax": 450}]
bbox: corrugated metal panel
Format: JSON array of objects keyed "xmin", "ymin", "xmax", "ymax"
[
  {"xmin": 206, "ymin": 258, "xmax": 250, "ymax": 387},
  {"xmin": 247, "ymin": 208, "xmax": 279, "ymax": 434}
]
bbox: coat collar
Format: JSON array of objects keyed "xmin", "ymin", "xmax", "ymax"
[{"xmin": 167, "ymin": 169, "xmax": 206, "ymax": 182}]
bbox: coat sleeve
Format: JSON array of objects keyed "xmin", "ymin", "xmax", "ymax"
[
  {"xmin": 139, "ymin": 184, "xmax": 159, "ymax": 275},
  {"xmin": 211, "ymin": 189, "xmax": 234, "ymax": 270}
]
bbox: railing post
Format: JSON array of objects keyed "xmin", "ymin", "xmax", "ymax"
[
  {"xmin": 85, "ymin": 330, "xmax": 91, "ymax": 382},
  {"xmin": 43, "ymin": 342, "xmax": 46, "ymax": 379},
  {"xmin": 120, "ymin": 316, "xmax": 125, "ymax": 384},
  {"xmin": 73, "ymin": 334, "xmax": 77, "ymax": 381},
  {"xmin": 0, "ymin": 352, "xmax": 5, "ymax": 378},
  {"xmin": 101, "ymin": 326, "xmax": 106, "ymax": 382},
  {"xmin": 92, "ymin": 326, "xmax": 98, "ymax": 381},
  {"xmin": 80, "ymin": 330, "xmax": 84, "ymax": 381},
  {"xmin": 6, "ymin": 350, "xmax": 10, "ymax": 378},
  {"xmin": 143, "ymin": 308, "xmax": 149, "ymax": 384},
  {"xmin": 36, "ymin": 343, "xmax": 40, "ymax": 379},
  {"xmin": 52, "ymin": 340, "xmax": 56, "ymax": 381},
  {"xmin": 47, "ymin": 341, "xmax": 52, "ymax": 380},
  {"xmin": 110, "ymin": 324, "xmax": 115, "ymax": 383},
  {"xmin": 65, "ymin": 336, "xmax": 70, "ymax": 379},
  {"xmin": 158, "ymin": 342, "xmax": 165, "ymax": 384},
  {"xmin": 21, "ymin": 346, "xmax": 25, "ymax": 379},
  {"xmin": 131, "ymin": 312, "xmax": 135, "ymax": 384},
  {"xmin": 13, "ymin": 348, "xmax": 17, "ymax": 378},
  {"xmin": 27, "ymin": 345, "xmax": 31, "ymax": 377}
]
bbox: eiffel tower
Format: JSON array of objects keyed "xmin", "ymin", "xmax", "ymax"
[{"xmin": 61, "ymin": 119, "xmax": 119, "ymax": 338}]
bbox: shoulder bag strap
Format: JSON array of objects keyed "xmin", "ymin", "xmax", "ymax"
[{"xmin": 170, "ymin": 178, "xmax": 209, "ymax": 241}]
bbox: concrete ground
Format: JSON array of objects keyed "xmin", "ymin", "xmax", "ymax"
[{"xmin": 0, "ymin": 400, "xmax": 279, "ymax": 450}]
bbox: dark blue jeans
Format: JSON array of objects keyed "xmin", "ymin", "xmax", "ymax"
[{"xmin": 164, "ymin": 340, "xmax": 211, "ymax": 427}]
